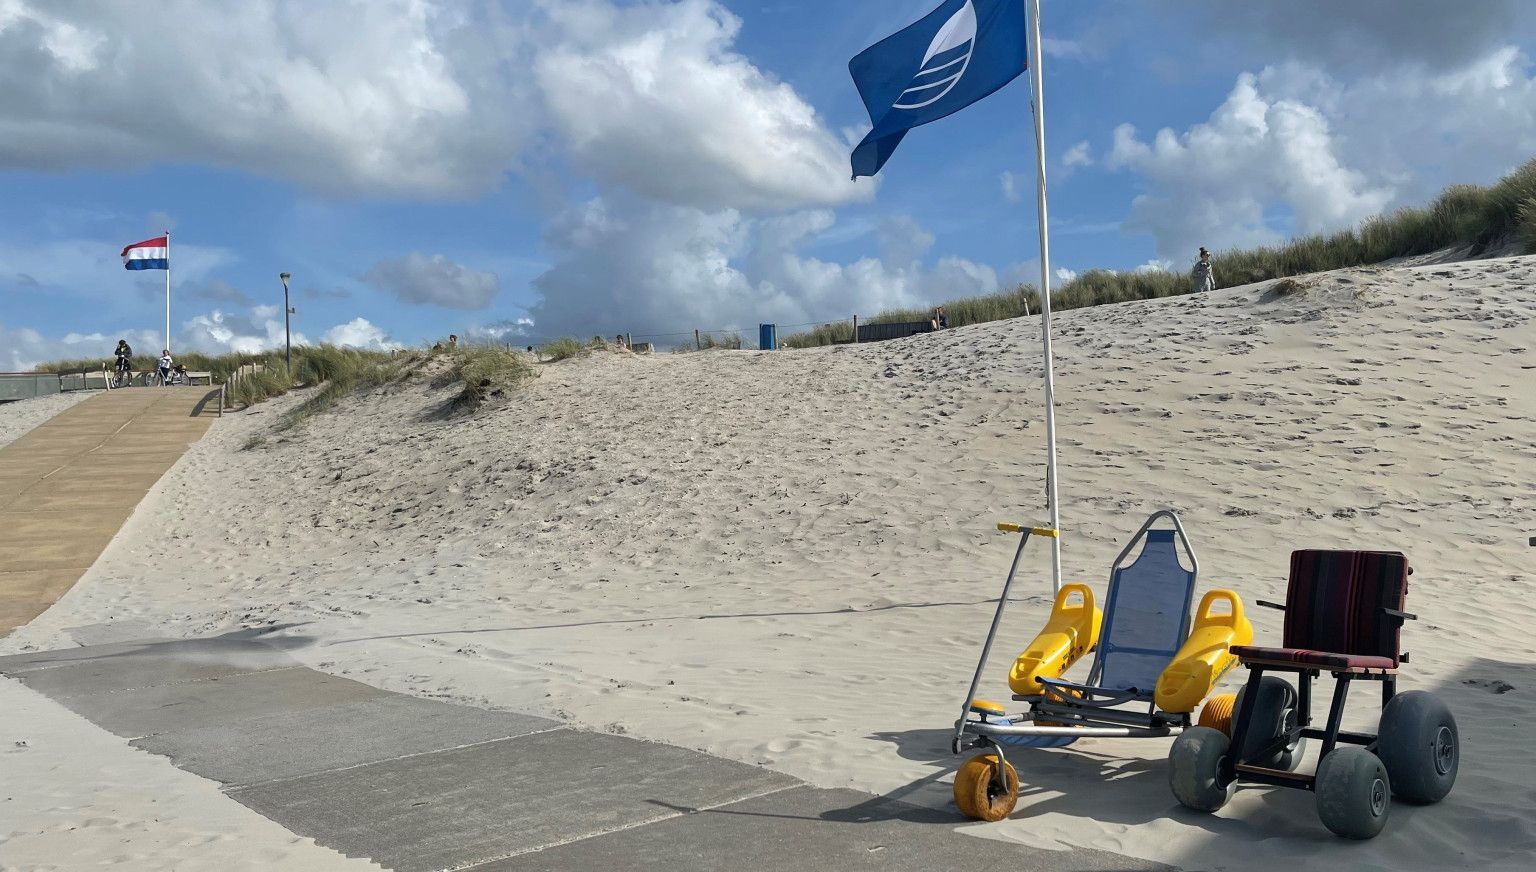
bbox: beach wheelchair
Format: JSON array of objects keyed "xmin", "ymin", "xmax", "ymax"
[
  {"xmin": 952, "ymin": 510, "xmax": 1253, "ymax": 820},
  {"xmin": 1168, "ymin": 549, "xmax": 1458, "ymax": 839}
]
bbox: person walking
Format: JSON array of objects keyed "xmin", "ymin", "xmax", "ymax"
[
  {"xmin": 1191, "ymin": 247, "xmax": 1216, "ymax": 293},
  {"xmin": 157, "ymin": 349, "xmax": 173, "ymax": 387}
]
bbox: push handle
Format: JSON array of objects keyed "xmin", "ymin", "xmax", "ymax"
[
  {"xmin": 1193, "ymin": 589, "xmax": 1242, "ymax": 627},
  {"xmin": 1055, "ymin": 582, "xmax": 1093, "ymax": 612},
  {"xmin": 997, "ymin": 522, "xmax": 1060, "ymax": 538}
]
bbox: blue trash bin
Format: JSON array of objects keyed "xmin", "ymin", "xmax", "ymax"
[{"xmin": 759, "ymin": 323, "xmax": 777, "ymax": 350}]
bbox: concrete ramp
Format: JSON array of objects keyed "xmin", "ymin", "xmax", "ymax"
[
  {"xmin": 0, "ymin": 387, "xmax": 219, "ymax": 634},
  {"xmin": 0, "ymin": 636, "xmax": 1166, "ymax": 872}
]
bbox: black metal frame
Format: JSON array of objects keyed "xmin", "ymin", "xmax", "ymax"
[{"xmin": 1220, "ymin": 661, "xmax": 1398, "ymax": 791}]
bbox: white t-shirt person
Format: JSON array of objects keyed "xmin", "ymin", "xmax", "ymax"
[{"xmin": 158, "ymin": 352, "xmax": 173, "ymax": 380}]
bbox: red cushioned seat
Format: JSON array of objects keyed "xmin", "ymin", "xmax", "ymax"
[
  {"xmin": 1230, "ymin": 645, "xmax": 1397, "ymax": 671},
  {"xmin": 1237, "ymin": 550, "xmax": 1409, "ymax": 671}
]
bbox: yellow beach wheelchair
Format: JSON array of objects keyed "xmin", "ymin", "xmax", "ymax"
[{"xmin": 951, "ymin": 510, "xmax": 1253, "ymax": 820}]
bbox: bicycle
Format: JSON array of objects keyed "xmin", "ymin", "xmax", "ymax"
[{"xmin": 112, "ymin": 360, "xmax": 134, "ymax": 389}]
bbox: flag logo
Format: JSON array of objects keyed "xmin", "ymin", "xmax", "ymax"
[
  {"xmin": 847, "ymin": 0, "xmax": 1027, "ymax": 178},
  {"xmin": 892, "ymin": 0, "xmax": 976, "ymax": 110}
]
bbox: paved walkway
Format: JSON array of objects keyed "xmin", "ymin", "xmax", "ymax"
[
  {"xmin": 0, "ymin": 635, "xmax": 1163, "ymax": 872},
  {"xmin": 0, "ymin": 388, "xmax": 220, "ymax": 634}
]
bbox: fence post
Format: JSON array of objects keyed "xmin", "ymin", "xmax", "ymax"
[
  {"xmin": 694, "ymin": 329, "xmax": 701, "ymax": 351},
  {"xmin": 852, "ymin": 315, "xmax": 859, "ymax": 344}
]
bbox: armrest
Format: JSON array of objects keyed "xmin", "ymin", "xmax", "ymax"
[
  {"xmin": 1255, "ymin": 599, "xmax": 1286, "ymax": 611},
  {"xmin": 1382, "ymin": 607, "xmax": 1417, "ymax": 621}
]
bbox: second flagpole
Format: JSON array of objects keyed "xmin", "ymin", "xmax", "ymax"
[
  {"xmin": 1026, "ymin": 0, "xmax": 1063, "ymax": 593},
  {"xmin": 164, "ymin": 231, "xmax": 172, "ymax": 355}
]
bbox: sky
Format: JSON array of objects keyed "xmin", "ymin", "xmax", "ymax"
[{"xmin": 2, "ymin": 0, "xmax": 1535, "ymax": 367}]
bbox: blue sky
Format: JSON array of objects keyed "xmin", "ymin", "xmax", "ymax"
[{"xmin": 2, "ymin": 0, "xmax": 1534, "ymax": 366}]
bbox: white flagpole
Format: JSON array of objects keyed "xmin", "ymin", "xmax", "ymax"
[
  {"xmin": 164, "ymin": 231, "xmax": 172, "ymax": 354},
  {"xmin": 1026, "ymin": 0, "xmax": 1063, "ymax": 592}
]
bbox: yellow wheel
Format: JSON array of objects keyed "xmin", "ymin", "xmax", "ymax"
[
  {"xmin": 1199, "ymin": 692, "xmax": 1237, "ymax": 736},
  {"xmin": 954, "ymin": 753, "xmax": 1020, "ymax": 821}
]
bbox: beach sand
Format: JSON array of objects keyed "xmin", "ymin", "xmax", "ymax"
[
  {"xmin": 5, "ymin": 256, "xmax": 1533, "ymax": 870},
  {"xmin": 0, "ymin": 391, "xmax": 95, "ymax": 450}
]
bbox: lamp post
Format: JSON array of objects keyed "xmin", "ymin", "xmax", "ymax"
[{"xmin": 279, "ymin": 272, "xmax": 293, "ymax": 372}]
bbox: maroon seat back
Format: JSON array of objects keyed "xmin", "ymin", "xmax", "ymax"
[{"xmin": 1283, "ymin": 550, "xmax": 1408, "ymax": 666}]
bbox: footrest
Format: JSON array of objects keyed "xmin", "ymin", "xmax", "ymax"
[{"xmin": 1234, "ymin": 763, "xmax": 1311, "ymax": 783}]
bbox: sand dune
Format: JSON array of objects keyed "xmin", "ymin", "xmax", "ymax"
[{"xmin": 6, "ymin": 256, "xmax": 1534, "ymax": 870}]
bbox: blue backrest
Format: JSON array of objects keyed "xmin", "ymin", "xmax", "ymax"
[{"xmin": 1087, "ymin": 529, "xmax": 1196, "ymax": 697}]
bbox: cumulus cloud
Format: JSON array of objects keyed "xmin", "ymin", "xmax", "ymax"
[
  {"xmin": 1104, "ymin": 47, "xmax": 1536, "ymax": 258},
  {"xmin": 0, "ymin": 0, "xmax": 528, "ymax": 198},
  {"xmin": 1106, "ymin": 72, "xmax": 1393, "ymax": 258},
  {"xmin": 534, "ymin": 0, "xmax": 864, "ymax": 211},
  {"xmin": 1257, "ymin": 50, "xmax": 1536, "ymax": 205},
  {"xmin": 361, "ymin": 252, "xmax": 499, "ymax": 310},
  {"xmin": 529, "ymin": 197, "xmax": 997, "ymax": 337},
  {"xmin": 180, "ymin": 308, "xmax": 305, "ymax": 355},
  {"xmin": 1054, "ymin": 267, "xmax": 1077, "ymax": 284},
  {"xmin": 0, "ymin": 0, "xmax": 866, "ymax": 207},
  {"xmin": 322, "ymin": 317, "xmax": 398, "ymax": 350}
]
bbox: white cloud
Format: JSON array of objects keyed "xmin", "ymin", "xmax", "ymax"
[
  {"xmin": 1103, "ymin": 43, "xmax": 1536, "ymax": 260},
  {"xmin": 1062, "ymin": 141, "xmax": 1092, "ymax": 170},
  {"xmin": 1257, "ymin": 50, "xmax": 1536, "ymax": 206},
  {"xmin": 181, "ymin": 308, "xmax": 306, "ymax": 355},
  {"xmin": 322, "ymin": 317, "xmax": 399, "ymax": 350},
  {"xmin": 1106, "ymin": 72, "xmax": 1393, "ymax": 258},
  {"xmin": 1134, "ymin": 258, "xmax": 1174, "ymax": 273},
  {"xmin": 534, "ymin": 0, "xmax": 865, "ymax": 211},
  {"xmin": 1000, "ymin": 170, "xmax": 1023, "ymax": 204},
  {"xmin": 530, "ymin": 198, "xmax": 997, "ymax": 337},
  {"xmin": 0, "ymin": 1, "xmax": 530, "ymax": 198},
  {"xmin": 361, "ymin": 252, "xmax": 499, "ymax": 310},
  {"xmin": 1054, "ymin": 267, "xmax": 1077, "ymax": 285}
]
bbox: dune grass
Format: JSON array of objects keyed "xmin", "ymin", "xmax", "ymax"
[
  {"xmin": 446, "ymin": 344, "xmax": 537, "ymax": 412},
  {"xmin": 540, "ymin": 337, "xmax": 588, "ymax": 361},
  {"xmin": 783, "ymin": 157, "xmax": 1536, "ymax": 347}
]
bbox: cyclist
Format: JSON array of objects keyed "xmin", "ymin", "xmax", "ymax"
[
  {"xmin": 157, "ymin": 349, "xmax": 173, "ymax": 387},
  {"xmin": 113, "ymin": 339, "xmax": 133, "ymax": 385}
]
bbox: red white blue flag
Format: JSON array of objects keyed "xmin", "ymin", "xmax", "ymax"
[{"xmin": 121, "ymin": 235, "xmax": 169, "ymax": 271}]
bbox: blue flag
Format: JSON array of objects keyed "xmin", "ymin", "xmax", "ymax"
[{"xmin": 849, "ymin": 0, "xmax": 1027, "ymax": 178}]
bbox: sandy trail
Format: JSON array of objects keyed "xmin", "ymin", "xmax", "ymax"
[{"xmin": 7, "ymin": 257, "xmax": 1534, "ymax": 870}]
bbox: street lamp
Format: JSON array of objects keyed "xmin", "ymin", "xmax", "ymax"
[{"xmin": 279, "ymin": 272, "xmax": 293, "ymax": 372}]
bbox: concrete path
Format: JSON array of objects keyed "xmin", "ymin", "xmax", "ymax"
[
  {"xmin": 0, "ymin": 387, "xmax": 220, "ymax": 634},
  {"xmin": 0, "ymin": 635, "xmax": 1165, "ymax": 872}
]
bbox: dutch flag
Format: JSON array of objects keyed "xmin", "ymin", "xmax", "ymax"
[{"xmin": 121, "ymin": 235, "xmax": 169, "ymax": 271}]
